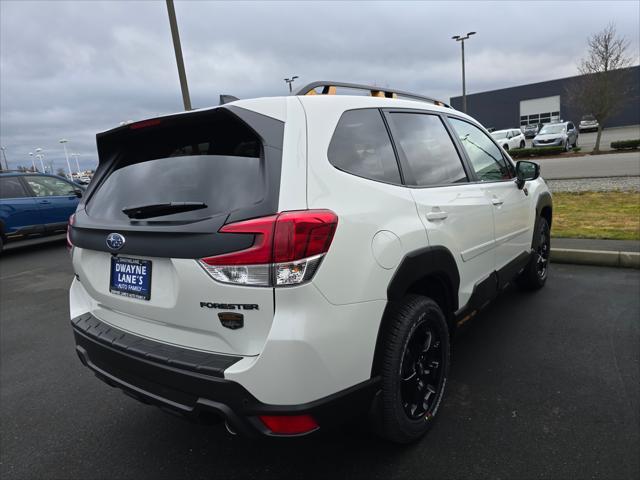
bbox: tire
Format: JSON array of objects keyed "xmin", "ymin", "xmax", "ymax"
[
  {"xmin": 376, "ymin": 295, "xmax": 450, "ymax": 443},
  {"xmin": 564, "ymin": 139, "xmax": 570, "ymax": 152},
  {"xmin": 573, "ymin": 137, "xmax": 578, "ymax": 148},
  {"xmin": 520, "ymin": 140, "xmax": 525, "ymax": 148},
  {"xmin": 517, "ymin": 217, "xmax": 550, "ymax": 290}
]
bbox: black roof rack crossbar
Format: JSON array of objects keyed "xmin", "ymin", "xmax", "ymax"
[{"xmin": 295, "ymin": 81, "xmax": 452, "ymax": 109}]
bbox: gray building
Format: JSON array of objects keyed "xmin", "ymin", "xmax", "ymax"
[{"xmin": 450, "ymin": 65, "xmax": 639, "ymax": 130}]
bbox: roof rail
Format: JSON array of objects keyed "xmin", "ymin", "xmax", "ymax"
[{"xmin": 295, "ymin": 81, "xmax": 452, "ymax": 109}]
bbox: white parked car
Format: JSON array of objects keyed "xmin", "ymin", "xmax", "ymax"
[
  {"xmin": 579, "ymin": 114, "xmax": 599, "ymax": 133},
  {"xmin": 491, "ymin": 128, "xmax": 526, "ymax": 150},
  {"xmin": 68, "ymin": 81, "xmax": 552, "ymax": 443}
]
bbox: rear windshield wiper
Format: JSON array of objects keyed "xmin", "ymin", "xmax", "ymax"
[{"xmin": 122, "ymin": 202, "xmax": 207, "ymax": 219}]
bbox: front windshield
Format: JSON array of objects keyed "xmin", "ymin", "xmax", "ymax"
[
  {"xmin": 492, "ymin": 131, "xmax": 509, "ymax": 139},
  {"xmin": 582, "ymin": 115, "xmax": 595, "ymax": 121},
  {"xmin": 539, "ymin": 124, "xmax": 565, "ymax": 135}
]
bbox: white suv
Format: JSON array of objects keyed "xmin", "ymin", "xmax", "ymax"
[
  {"xmin": 491, "ymin": 128, "xmax": 526, "ymax": 150},
  {"xmin": 68, "ymin": 81, "xmax": 552, "ymax": 443}
]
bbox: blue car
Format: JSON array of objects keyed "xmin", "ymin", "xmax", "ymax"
[{"xmin": 0, "ymin": 172, "xmax": 84, "ymax": 251}]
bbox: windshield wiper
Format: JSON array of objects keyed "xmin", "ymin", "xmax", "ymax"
[{"xmin": 122, "ymin": 202, "xmax": 207, "ymax": 219}]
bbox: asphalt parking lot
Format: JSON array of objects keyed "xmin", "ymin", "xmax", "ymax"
[{"xmin": 1, "ymin": 240, "xmax": 639, "ymax": 480}]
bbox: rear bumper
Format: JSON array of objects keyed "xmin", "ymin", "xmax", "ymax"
[{"xmin": 71, "ymin": 313, "xmax": 380, "ymax": 436}]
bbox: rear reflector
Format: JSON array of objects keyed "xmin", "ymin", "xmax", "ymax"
[
  {"xmin": 259, "ymin": 414, "xmax": 319, "ymax": 435},
  {"xmin": 198, "ymin": 210, "xmax": 337, "ymax": 287}
]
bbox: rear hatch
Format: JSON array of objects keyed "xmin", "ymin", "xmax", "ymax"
[{"xmin": 70, "ymin": 105, "xmax": 284, "ymax": 356}]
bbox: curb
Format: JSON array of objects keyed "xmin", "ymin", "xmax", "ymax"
[{"xmin": 550, "ymin": 248, "xmax": 640, "ymax": 269}]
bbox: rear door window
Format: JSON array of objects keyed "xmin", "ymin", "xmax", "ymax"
[
  {"xmin": 386, "ymin": 113, "xmax": 468, "ymax": 186},
  {"xmin": 0, "ymin": 177, "xmax": 29, "ymax": 198},
  {"xmin": 327, "ymin": 109, "xmax": 401, "ymax": 184}
]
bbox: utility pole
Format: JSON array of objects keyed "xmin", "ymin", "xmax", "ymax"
[
  {"xmin": 71, "ymin": 153, "xmax": 81, "ymax": 173},
  {"xmin": 59, "ymin": 140, "xmax": 73, "ymax": 179},
  {"xmin": 451, "ymin": 32, "xmax": 476, "ymax": 113},
  {"xmin": 0, "ymin": 146, "xmax": 8, "ymax": 170},
  {"xmin": 284, "ymin": 76, "xmax": 299, "ymax": 93},
  {"xmin": 166, "ymin": 0, "xmax": 192, "ymax": 111},
  {"xmin": 34, "ymin": 148, "xmax": 46, "ymax": 173}
]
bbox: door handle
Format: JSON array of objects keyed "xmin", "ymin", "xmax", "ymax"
[
  {"xmin": 38, "ymin": 200, "xmax": 52, "ymax": 205},
  {"xmin": 491, "ymin": 197, "xmax": 504, "ymax": 206},
  {"xmin": 426, "ymin": 211, "xmax": 448, "ymax": 221}
]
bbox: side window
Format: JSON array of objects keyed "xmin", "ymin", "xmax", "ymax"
[
  {"xmin": 387, "ymin": 113, "xmax": 467, "ymax": 186},
  {"xmin": 328, "ymin": 109, "xmax": 401, "ymax": 184},
  {"xmin": 567, "ymin": 123, "xmax": 574, "ymax": 131},
  {"xmin": 0, "ymin": 177, "xmax": 29, "ymax": 199},
  {"xmin": 448, "ymin": 118, "xmax": 515, "ymax": 182},
  {"xmin": 25, "ymin": 176, "xmax": 77, "ymax": 197}
]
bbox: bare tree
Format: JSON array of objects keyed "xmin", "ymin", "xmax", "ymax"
[{"xmin": 567, "ymin": 23, "xmax": 634, "ymax": 153}]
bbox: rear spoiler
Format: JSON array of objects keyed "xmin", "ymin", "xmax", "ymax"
[
  {"xmin": 219, "ymin": 95, "xmax": 239, "ymax": 105},
  {"xmin": 88, "ymin": 105, "xmax": 283, "ymax": 206}
]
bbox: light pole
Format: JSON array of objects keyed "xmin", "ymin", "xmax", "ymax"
[
  {"xmin": 71, "ymin": 153, "xmax": 81, "ymax": 174},
  {"xmin": 166, "ymin": 0, "xmax": 192, "ymax": 111},
  {"xmin": 29, "ymin": 152, "xmax": 37, "ymax": 171},
  {"xmin": 59, "ymin": 139, "xmax": 73, "ymax": 179},
  {"xmin": 284, "ymin": 76, "xmax": 299, "ymax": 93},
  {"xmin": 34, "ymin": 148, "xmax": 45, "ymax": 173},
  {"xmin": 0, "ymin": 146, "xmax": 8, "ymax": 170},
  {"xmin": 451, "ymin": 31, "xmax": 476, "ymax": 114}
]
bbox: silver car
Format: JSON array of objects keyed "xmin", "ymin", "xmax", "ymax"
[
  {"xmin": 579, "ymin": 114, "xmax": 599, "ymax": 133},
  {"xmin": 532, "ymin": 122, "xmax": 578, "ymax": 151}
]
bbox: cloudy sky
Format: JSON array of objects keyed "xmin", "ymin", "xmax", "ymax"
[{"xmin": 1, "ymin": 0, "xmax": 639, "ymax": 172}]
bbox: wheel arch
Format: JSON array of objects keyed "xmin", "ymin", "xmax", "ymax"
[
  {"xmin": 536, "ymin": 191, "xmax": 553, "ymax": 228},
  {"xmin": 371, "ymin": 246, "xmax": 460, "ymax": 376}
]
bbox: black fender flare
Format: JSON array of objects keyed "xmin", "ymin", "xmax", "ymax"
[
  {"xmin": 386, "ymin": 245, "xmax": 460, "ymax": 311},
  {"xmin": 371, "ymin": 246, "xmax": 460, "ymax": 377},
  {"xmin": 535, "ymin": 191, "xmax": 553, "ymax": 225},
  {"xmin": 533, "ymin": 191, "xmax": 553, "ymax": 248}
]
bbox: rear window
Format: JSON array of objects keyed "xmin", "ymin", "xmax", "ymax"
[
  {"xmin": 0, "ymin": 177, "xmax": 29, "ymax": 199},
  {"xmin": 87, "ymin": 109, "xmax": 266, "ymax": 222}
]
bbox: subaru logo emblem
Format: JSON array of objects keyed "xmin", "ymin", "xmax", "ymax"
[{"xmin": 106, "ymin": 233, "xmax": 125, "ymax": 251}]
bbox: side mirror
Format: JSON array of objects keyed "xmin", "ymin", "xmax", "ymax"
[
  {"xmin": 73, "ymin": 189, "xmax": 83, "ymax": 198},
  {"xmin": 516, "ymin": 161, "xmax": 540, "ymax": 189}
]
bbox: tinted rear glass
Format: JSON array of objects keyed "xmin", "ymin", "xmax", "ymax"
[
  {"xmin": 387, "ymin": 113, "xmax": 467, "ymax": 186},
  {"xmin": 0, "ymin": 177, "xmax": 29, "ymax": 198},
  {"xmin": 328, "ymin": 109, "xmax": 401, "ymax": 184},
  {"xmin": 87, "ymin": 109, "xmax": 265, "ymax": 222}
]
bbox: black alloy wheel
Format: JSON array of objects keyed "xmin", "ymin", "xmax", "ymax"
[
  {"xmin": 517, "ymin": 217, "xmax": 551, "ymax": 290},
  {"xmin": 535, "ymin": 221, "xmax": 550, "ymax": 280},
  {"xmin": 376, "ymin": 295, "xmax": 450, "ymax": 443},
  {"xmin": 399, "ymin": 319, "xmax": 445, "ymax": 420}
]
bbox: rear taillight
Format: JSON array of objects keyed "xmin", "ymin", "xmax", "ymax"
[
  {"xmin": 66, "ymin": 214, "xmax": 75, "ymax": 251},
  {"xmin": 198, "ymin": 210, "xmax": 337, "ymax": 287}
]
